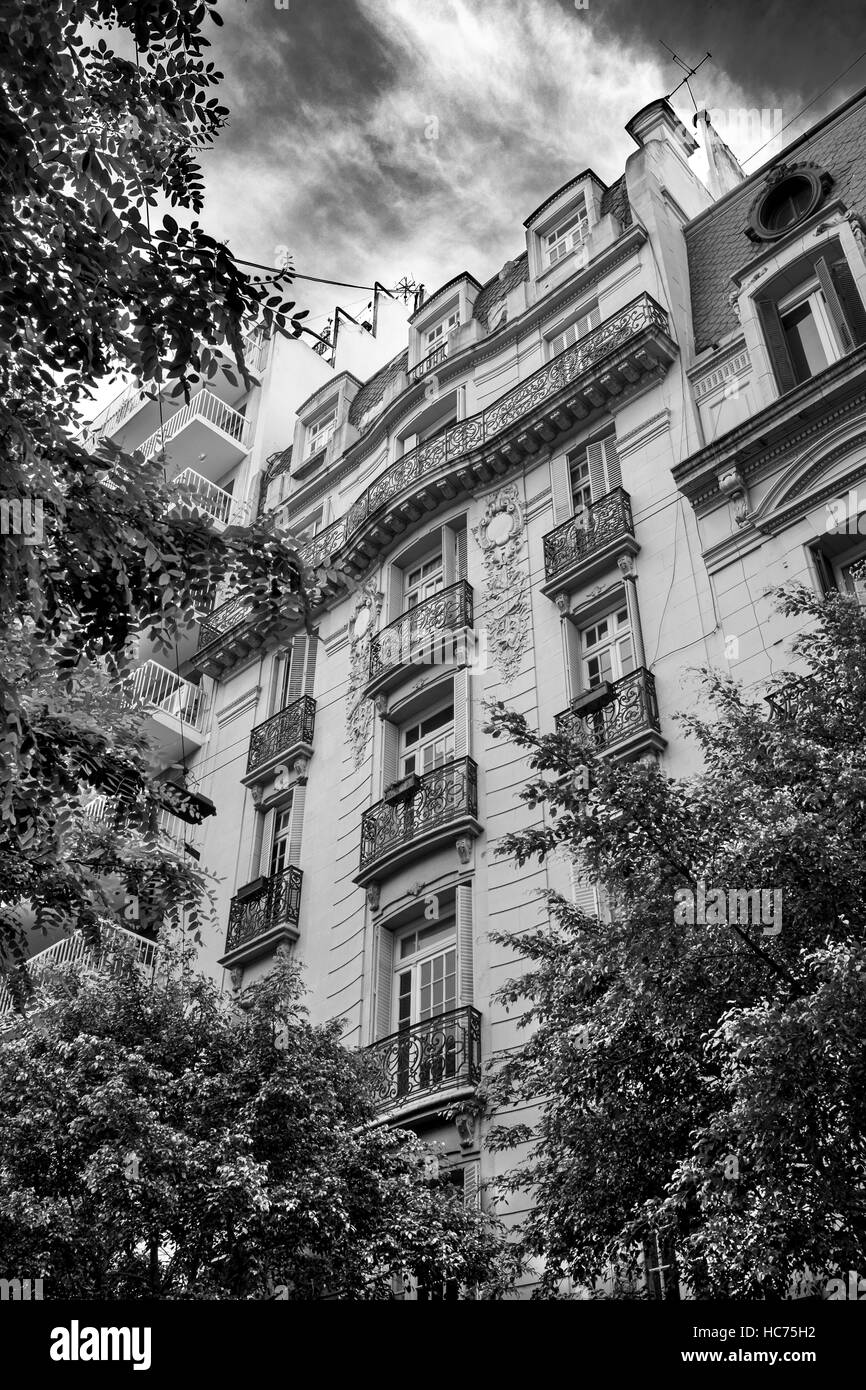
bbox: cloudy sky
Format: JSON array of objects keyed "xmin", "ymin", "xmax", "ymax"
[{"xmin": 191, "ymin": 0, "xmax": 866, "ymax": 336}]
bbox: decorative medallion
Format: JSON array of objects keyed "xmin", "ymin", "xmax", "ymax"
[
  {"xmin": 471, "ymin": 485, "xmax": 529, "ymax": 684},
  {"xmin": 744, "ymin": 162, "xmax": 832, "ymax": 243}
]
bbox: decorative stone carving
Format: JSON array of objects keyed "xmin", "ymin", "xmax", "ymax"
[
  {"xmin": 845, "ymin": 210, "xmax": 866, "ymax": 252},
  {"xmin": 727, "ymin": 289, "xmax": 742, "ymax": 324},
  {"xmin": 229, "ymin": 966, "xmax": 243, "ymax": 993},
  {"xmin": 346, "ymin": 581, "xmax": 383, "ymax": 769},
  {"xmin": 454, "ymin": 1111, "xmax": 477, "ymax": 1152},
  {"xmin": 617, "ymin": 554, "xmax": 636, "ymax": 579},
  {"xmin": 250, "ymin": 785, "xmax": 264, "ymax": 808},
  {"xmin": 455, "ymin": 836, "xmax": 473, "ymax": 867},
  {"xmin": 366, "ymin": 883, "xmax": 381, "ymax": 913},
  {"xmin": 554, "ymin": 592, "xmax": 569, "ymax": 616},
  {"xmin": 292, "ymin": 755, "xmax": 310, "ymax": 784},
  {"xmin": 717, "ymin": 466, "xmax": 752, "ymax": 526},
  {"xmin": 471, "ymin": 484, "xmax": 528, "ymax": 685},
  {"xmin": 407, "ymin": 881, "xmax": 426, "ymax": 898},
  {"xmin": 374, "ymin": 693, "xmax": 388, "ymax": 720}
]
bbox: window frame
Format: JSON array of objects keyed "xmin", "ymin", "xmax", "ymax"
[
  {"xmin": 543, "ymin": 198, "xmax": 589, "ymax": 268},
  {"xmin": 580, "ymin": 606, "xmax": 634, "ymax": 690}
]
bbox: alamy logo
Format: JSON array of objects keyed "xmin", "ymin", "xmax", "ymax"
[
  {"xmin": 0, "ymin": 496, "xmax": 43, "ymax": 544},
  {"xmin": 825, "ymin": 488, "xmax": 866, "ymax": 534},
  {"xmin": 0, "ymin": 1276, "xmax": 43, "ymax": 1300},
  {"xmin": 50, "ymin": 1321, "xmax": 152, "ymax": 1372},
  {"xmin": 673, "ymin": 881, "xmax": 782, "ymax": 935},
  {"xmin": 378, "ymin": 625, "xmax": 488, "ymax": 673},
  {"xmin": 825, "ymin": 1270, "xmax": 866, "ymax": 1300}
]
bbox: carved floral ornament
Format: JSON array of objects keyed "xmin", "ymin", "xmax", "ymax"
[
  {"xmin": 346, "ymin": 581, "xmax": 383, "ymax": 769},
  {"xmin": 471, "ymin": 484, "xmax": 529, "ymax": 685},
  {"xmin": 717, "ymin": 465, "xmax": 752, "ymax": 527}
]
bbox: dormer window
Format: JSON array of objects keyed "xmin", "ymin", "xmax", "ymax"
[
  {"xmin": 544, "ymin": 197, "xmax": 589, "ymax": 267},
  {"xmin": 305, "ymin": 408, "xmax": 336, "ymax": 460},
  {"xmin": 425, "ymin": 311, "xmax": 459, "ymax": 351}
]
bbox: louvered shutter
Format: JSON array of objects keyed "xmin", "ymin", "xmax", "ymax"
[
  {"xmin": 463, "ymin": 1161, "xmax": 481, "ymax": 1211},
  {"xmin": 829, "ymin": 255, "xmax": 866, "ymax": 345},
  {"xmin": 757, "ymin": 298, "xmax": 797, "ymax": 394},
  {"xmin": 550, "ymin": 454, "xmax": 573, "ymax": 523},
  {"xmin": 388, "ymin": 564, "xmax": 404, "ymax": 624},
  {"xmin": 288, "ymin": 785, "xmax": 305, "ymax": 866},
  {"xmin": 381, "ymin": 717, "xmax": 400, "ymax": 789},
  {"xmin": 258, "ymin": 807, "xmax": 276, "ymax": 878},
  {"xmin": 455, "ymin": 527, "xmax": 468, "ymax": 581},
  {"xmin": 453, "ymin": 667, "xmax": 470, "ymax": 759},
  {"xmin": 571, "ymin": 858, "xmax": 599, "ymax": 919},
  {"xmin": 376, "ymin": 927, "xmax": 394, "ymax": 1038},
  {"xmin": 456, "ymin": 882, "xmax": 474, "ymax": 1006},
  {"xmin": 816, "ymin": 256, "xmax": 855, "ymax": 352},
  {"xmin": 286, "ymin": 635, "xmax": 306, "ymax": 702},
  {"xmin": 601, "ymin": 435, "xmax": 622, "ymax": 491},
  {"xmin": 585, "ymin": 439, "xmax": 609, "ymax": 501}
]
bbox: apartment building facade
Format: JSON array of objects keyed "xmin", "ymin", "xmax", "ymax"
[{"xmin": 62, "ymin": 84, "xmax": 866, "ymax": 1291}]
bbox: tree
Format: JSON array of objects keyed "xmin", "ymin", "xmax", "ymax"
[
  {"xmin": 0, "ymin": 940, "xmax": 518, "ymax": 1299},
  {"xmin": 483, "ymin": 584, "xmax": 866, "ymax": 1299},
  {"xmin": 0, "ymin": 0, "xmax": 315, "ymax": 954}
]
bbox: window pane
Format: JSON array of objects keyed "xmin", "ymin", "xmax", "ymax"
[{"xmin": 782, "ymin": 301, "xmax": 829, "ymax": 381}]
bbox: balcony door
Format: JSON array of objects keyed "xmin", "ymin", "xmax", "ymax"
[
  {"xmin": 269, "ymin": 800, "xmax": 294, "ymax": 877},
  {"xmin": 581, "ymin": 607, "xmax": 634, "ymax": 689},
  {"xmin": 402, "ymin": 702, "xmax": 454, "ymax": 775},
  {"xmin": 394, "ymin": 918, "xmax": 458, "ymax": 1095},
  {"xmin": 836, "ymin": 546, "xmax": 866, "ymax": 605},
  {"xmin": 405, "ymin": 552, "xmax": 444, "ymax": 609}
]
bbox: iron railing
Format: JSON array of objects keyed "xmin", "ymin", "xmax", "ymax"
[
  {"xmin": 556, "ymin": 667, "xmax": 660, "ymax": 751},
  {"xmin": 765, "ymin": 679, "xmax": 816, "ymax": 722},
  {"xmin": 138, "ymin": 388, "xmax": 249, "ymax": 463},
  {"xmin": 368, "ymin": 581, "xmax": 473, "ymax": 680},
  {"xmin": 542, "ymin": 488, "xmax": 634, "ymax": 581},
  {"xmin": 225, "ymin": 866, "xmax": 303, "ymax": 954},
  {"xmin": 408, "ymin": 341, "xmax": 448, "ymax": 385},
  {"xmin": 359, "ymin": 757, "xmax": 478, "ymax": 872},
  {"xmin": 247, "ymin": 696, "xmax": 316, "ymax": 774},
  {"xmin": 173, "ymin": 468, "xmax": 237, "ymax": 526},
  {"xmin": 299, "ymin": 293, "xmax": 669, "ymax": 570},
  {"xmin": 365, "ymin": 1006, "xmax": 482, "ymax": 1110},
  {"xmin": 0, "ymin": 924, "xmax": 161, "ymax": 1022},
  {"xmin": 131, "ymin": 660, "xmax": 206, "ymax": 731},
  {"xmin": 197, "ymin": 593, "xmax": 252, "ymax": 648}
]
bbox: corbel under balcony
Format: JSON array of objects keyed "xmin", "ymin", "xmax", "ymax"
[{"xmin": 240, "ymin": 696, "xmax": 316, "ymax": 790}]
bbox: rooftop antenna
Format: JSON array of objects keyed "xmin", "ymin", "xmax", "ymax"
[{"xmin": 659, "ymin": 41, "xmax": 712, "ymax": 112}]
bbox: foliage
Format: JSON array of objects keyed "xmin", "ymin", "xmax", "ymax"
[
  {"xmin": 0, "ymin": 944, "xmax": 518, "ymax": 1299},
  {"xmin": 483, "ymin": 586, "xmax": 866, "ymax": 1299}
]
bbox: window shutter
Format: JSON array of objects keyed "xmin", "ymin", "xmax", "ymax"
[
  {"xmin": 602, "ymin": 435, "xmax": 622, "ymax": 492},
  {"xmin": 585, "ymin": 439, "xmax": 608, "ymax": 501},
  {"xmin": 463, "ymin": 1161, "xmax": 481, "ymax": 1211},
  {"xmin": 455, "ymin": 526, "xmax": 468, "ymax": 581},
  {"xmin": 456, "ymin": 882, "xmax": 474, "ymax": 1006},
  {"xmin": 376, "ymin": 927, "xmax": 394, "ymax": 1039},
  {"xmin": 830, "ymin": 256, "xmax": 866, "ymax": 346},
  {"xmin": 381, "ymin": 717, "xmax": 400, "ymax": 789},
  {"xmin": 258, "ymin": 808, "xmax": 276, "ymax": 878},
  {"xmin": 571, "ymin": 859, "xmax": 599, "ymax": 919},
  {"xmin": 286, "ymin": 635, "xmax": 307, "ymax": 702},
  {"xmin": 303, "ymin": 631, "xmax": 318, "ymax": 696},
  {"xmin": 815, "ymin": 256, "xmax": 855, "ymax": 352},
  {"xmin": 453, "ymin": 668, "xmax": 470, "ymax": 759},
  {"xmin": 288, "ymin": 786, "xmax": 305, "ymax": 866},
  {"xmin": 756, "ymin": 298, "xmax": 797, "ymax": 394},
  {"xmin": 550, "ymin": 454, "xmax": 573, "ymax": 523},
  {"xmin": 388, "ymin": 564, "xmax": 404, "ymax": 623}
]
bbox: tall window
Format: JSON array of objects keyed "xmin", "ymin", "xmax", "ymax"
[
  {"xmin": 304, "ymin": 409, "xmax": 336, "ymax": 459},
  {"xmin": 567, "ymin": 434, "xmax": 622, "ymax": 515},
  {"xmin": 581, "ymin": 608, "xmax": 634, "ymax": 689},
  {"xmin": 570, "ymin": 454, "xmax": 592, "ymax": 518},
  {"xmin": 402, "ymin": 702, "xmax": 454, "ymax": 775},
  {"xmin": 269, "ymin": 801, "xmax": 294, "ymax": 877},
  {"xmin": 405, "ymin": 552, "xmax": 444, "ymax": 608},
  {"xmin": 544, "ymin": 197, "xmax": 589, "ymax": 267},
  {"xmin": 758, "ymin": 252, "xmax": 866, "ymax": 394},
  {"xmin": 777, "ymin": 280, "xmax": 841, "ymax": 384},
  {"xmin": 394, "ymin": 918, "xmax": 458, "ymax": 1096},
  {"xmin": 550, "ymin": 303, "xmax": 601, "ymax": 358}
]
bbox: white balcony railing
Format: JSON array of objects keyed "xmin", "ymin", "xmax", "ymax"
[
  {"xmin": 138, "ymin": 389, "xmax": 250, "ymax": 463},
  {"xmin": 0, "ymin": 922, "xmax": 161, "ymax": 1021},
  {"xmin": 131, "ymin": 660, "xmax": 206, "ymax": 731},
  {"xmin": 173, "ymin": 469, "xmax": 237, "ymax": 526}
]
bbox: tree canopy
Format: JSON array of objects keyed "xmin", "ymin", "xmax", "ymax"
[
  {"xmin": 484, "ymin": 584, "xmax": 866, "ymax": 1299},
  {"xmin": 0, "ymin": 940, "xmax": 517, "ymax": 1299}
]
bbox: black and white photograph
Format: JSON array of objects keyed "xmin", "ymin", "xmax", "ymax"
[{"xmin": 1, "ymin": 0, "xmax": 865, "ymax": 1367}]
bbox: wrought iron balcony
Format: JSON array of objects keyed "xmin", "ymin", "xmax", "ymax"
[
  {"xmin": 367, "ymin": 581, "xmax": 473, "ymax": 692},
  {"xmin": 357, "ymin": 757, "xmax": 479, "ymax": 884},
  {"xmin": 555, "ymin": 667, "xmax": 664, "ymax": 758},
  {"xmin": 246, "ymin": 696, "xmax": 316, "ymax": 779},
  {"xmin": 223, "ymin": 865, "xmax": 303, "ymax": 963},
  {"xmin": 408, "ymin": 341, "xmax": 448, "ymax": 385},
  {"xmin": 298, "ymin": 294, "xmax": 674, "ymax": 581},
  {"xmin": 365, "ymin": 1006, "xmax": 482, "ymax": 1114},
  {"xmin": 192, "ymin": 576, "xmax": 304, "ymax": 680},
  {"xmin": 542, "ymin": 488, "xmax": 638, "ymax": 595}
]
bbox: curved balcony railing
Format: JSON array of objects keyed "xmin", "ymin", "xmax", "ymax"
[
  {"xmin": 299, "ymin": 294, "xmax": 670, "ymax": 572},
  {"xmin": 360, "ymin": 757, "xmax": 478, "ymax": 873},
  {"xmin": 368, "ymin": 581, "xmax": 473, "ymax": 681},
  {"xmin": 542, "ymin": 488, "xmax": 635, "ymax": 581},
  {"xmin": 247, "ymin": 696, "xmax": 316, "ymax": 775},
  {"xmin": 408, "ymin": 341, "xmax": 448, "ymax": 385},
  {"xmin": 365, "ymin": 1006, "xmax": 482, "ymax": 1111},
  {"xmin": 198, "ymin": 593, "xmax": 252, "ymax": 648},
  {"xmin": 225, "ymin": 865, "xmax": 303, "ymax": 955},
  {"xmin": 555, "ymin": 667, "xmax": 660, "ymax": 751},
  {"xmin": 138, "ymin": 388, "xmax": 250, "ymax": 464}
]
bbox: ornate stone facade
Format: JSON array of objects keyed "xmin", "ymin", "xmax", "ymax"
[{"xmin": 471, "ymin": 484, "xmax": 529, "ymax": 685}]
